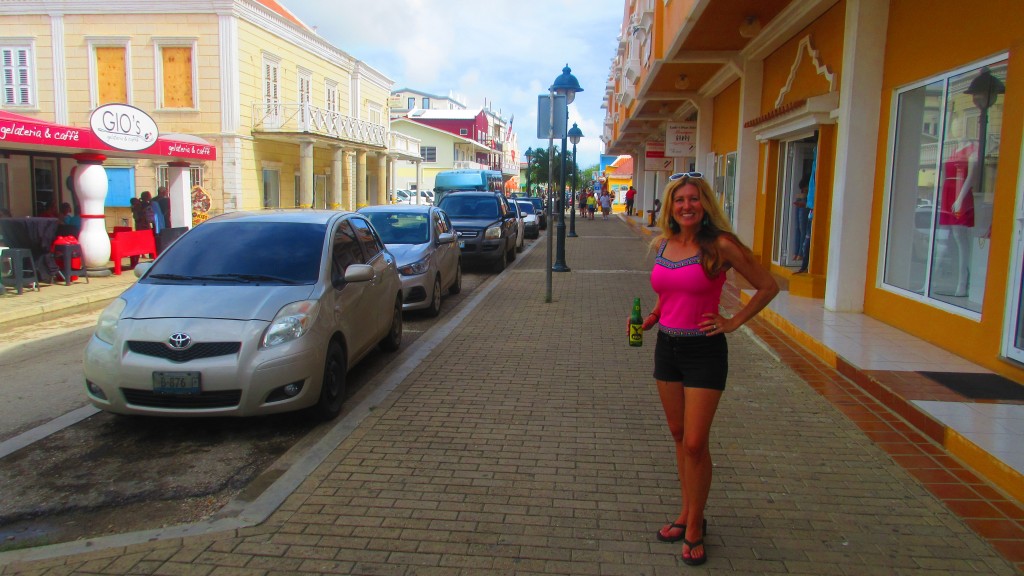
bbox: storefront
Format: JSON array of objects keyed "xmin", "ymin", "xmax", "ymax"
[{"xmin": 0, "ymin": 109, "xmax": 216, "ymax": 271}]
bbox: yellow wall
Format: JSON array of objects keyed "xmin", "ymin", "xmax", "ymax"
[
  {"xmin": 711, "ymin": 80, "xmax": 740, "ymax": 154},
  {"xmin": 865, "ymin": 0, "xmax": 1024, "ymax": 378},
  {"xmin": 761, "ymin": 1, "xmax": 846, "ymax": 112}
]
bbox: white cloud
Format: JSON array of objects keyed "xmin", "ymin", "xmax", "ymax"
[{"xmin": 285, "ymin": 0, "xmax": 623, "ymax": 168}]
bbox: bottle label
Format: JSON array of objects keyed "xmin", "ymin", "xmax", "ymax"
[{"xmin": 629, "ymin": 323, "xmax": 643, "ymax": 346}]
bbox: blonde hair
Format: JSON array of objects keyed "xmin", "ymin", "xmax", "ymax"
[{"xmin": 651, "ymin": 174, "xmax": 750, "ymax": 278}]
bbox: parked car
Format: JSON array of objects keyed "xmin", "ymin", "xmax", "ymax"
[
  {"xmin": 529, "ymin": 197, "xmax": 546, "ymax": 230},
  {"xmin": 359, "ymin": 204, "xmax": 462, "ymax": 317},
  {"xmin": 83, "ymin": 210, "xmax": 403, "ymax": 420},
  {"xmin": 515, "ymin": 199, "xmax": 540, "ymax": 239},
  {"xmin": 437, "ymin": 191, "xmax": 519, "ymax": 272},
  {"xmin": 507, "ymin": 196, "xmax": 525, "ymax": 253},
  {"xmin": 392, "ymin": 189, "xmax": 411, "ymax": 204}
]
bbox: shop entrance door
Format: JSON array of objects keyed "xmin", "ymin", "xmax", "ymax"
[
  {"xmin": 772, "ymin": 138, "xmax": 816, "ymax": 268},
  {"xmin": 1002, "ymin": 145, "xmax": 1024, "ymax": 364}
]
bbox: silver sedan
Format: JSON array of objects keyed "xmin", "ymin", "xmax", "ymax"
[
  {"xmin": 359, "ymin": 204, "xmax": 462, "ymax": 317},
  {"xmin": 83, "ymin": 210, "xmax": 403, "ymax": 420}
]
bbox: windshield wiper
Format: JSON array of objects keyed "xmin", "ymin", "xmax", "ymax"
[
  {"xmin": 205, "ymin": 273, "xmax": 302, "ymax": 284},
  {"xmin": 148, "ymin": 273, "xmax": 203, "ymax": 281}
]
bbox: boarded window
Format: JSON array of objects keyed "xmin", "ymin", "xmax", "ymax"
[
  {"xmin": 161, "ymin": 46, "xmax": 193, "ymax": 108},
  {"xmin": 96, "ymin": 46, "xmax": 127, "ymax": 104}
]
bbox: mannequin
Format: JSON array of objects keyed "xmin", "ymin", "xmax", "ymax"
[{"xmin": 936, "ymin": 141, "xmax": 977, "ymax": 297}]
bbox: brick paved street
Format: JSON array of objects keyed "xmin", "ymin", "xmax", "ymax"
[{"xmin": 1, "ymin": 215, "xmax": 1018, "ymax": 575}]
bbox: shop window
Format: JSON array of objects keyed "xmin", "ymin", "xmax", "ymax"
[
  {"xmin": 882, "ymin": 57, "xmax": 1007, "ymax": 315},
  {"xmin": 420, "ymin": 146, "xmax": 436, "ymax": 163},
  {"xmin": 157, "ymin": 165, "xmax": 203, "ymax": 191},
  {"xmin": 0, "ymin": 162, "xmax": 9, "ymax": 213},
  {"xmin": 1, "ymin": 44, "xmax": 33, "ymax": 106},
  {"xmin": 155, "ymin": 41, "xmax": 196, "ymax": 109}
]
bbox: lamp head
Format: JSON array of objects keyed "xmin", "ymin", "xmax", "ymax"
[
  {"xmin": 966, "ymin": 68, "xmax": 1005, "ymax": 111},
  {"xmin": 568, "ymin": 122, "xmax": 584, "ymax": 145},
  {"xmin": 550, "ymin": 64, "xmax": 584, "ymax": 104}
]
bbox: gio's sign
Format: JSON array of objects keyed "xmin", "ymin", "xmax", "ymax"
[{"xmin": 89, "ymin": 104, "xmax": 158, "ymax": 152}]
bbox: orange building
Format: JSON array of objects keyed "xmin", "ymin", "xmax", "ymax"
[{"xmin": 604, "ymin": 1, "xmax": 1024, "ymax": 383}]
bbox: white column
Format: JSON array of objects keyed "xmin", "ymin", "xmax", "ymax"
[
  {"xmin": 356, "ymin": 150, "xmax": 367, "ymax": 207},
  {"xmin": 377, "ymin": 153, "xmax": 387, "ymax": 205},
  {"xmin": 330, "ymin": 145, "xmax": 343, "ymax": 209},
  {"xmin": 824, "ymin": 0, "xmax": 890, "ymax": 312},
  {"xmin": 166, "ymin": 162, "xmax": 192, "ymax": 228},
  {"xmin": 415, "ymin": 160, "xmax": 422, "ymax": 197},
  {"xmin": 695, "ymin": 96, "xmax": 714, "ymax": 175},
  {"xmin": 299, "ymin": 138, "xmax": 314, "ymax": 208},
  {"xmin": 73, "ymin": 154, "xmax": 111, "ymax": 274},
  {"xmin": 735, "ymin": 58, "xmax": 763, "ymax": 246},
  {"xmin": 342, "ymin": 150, "xmax": 353, "ymax": 210}
]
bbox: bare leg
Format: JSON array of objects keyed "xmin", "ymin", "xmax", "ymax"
[
  {"xmin": 681, "ymin": 387, "xmax": 722, "ymax": 562},
  {"xmin": 656, "ymin": 379, "xmax": 689, "ymax": 540}
]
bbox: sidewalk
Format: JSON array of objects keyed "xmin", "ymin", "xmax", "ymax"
[{"xmin": 1, "ymin": 216, "xmax": 1022, "ymax": 574}]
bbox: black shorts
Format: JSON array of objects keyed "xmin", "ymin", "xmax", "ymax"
[{"xmin": 653, "ymin": 330, "xmax": 728, "ymax": 390}]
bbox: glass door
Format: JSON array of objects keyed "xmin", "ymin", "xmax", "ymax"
[
  {"xmin": 1002, "ymin": 142, "xmax": 1024, "ymax": 363},
  {"xmin": 772, "ymin": 139, "xmax": 816, "ymax": 267},
  {"xmin": 31, "ymin": 157, "xmax": 57, "ymax": 216}
]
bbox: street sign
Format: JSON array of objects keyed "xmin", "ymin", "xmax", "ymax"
[
  {"xmin": 644, "ymin": 141, "xmax": 672, "ymax": 171},
  {"xmin": 666, "ymin": 121, "xmax": 697, "ymax": 156},
  {"xmin": 536, "ymin": 94, "xmax": 567, "ymax": 139}
]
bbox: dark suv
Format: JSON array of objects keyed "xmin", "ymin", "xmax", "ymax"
[{"xmin": 437, "ymin": 192, "xmax": 519, "ymax": 272}]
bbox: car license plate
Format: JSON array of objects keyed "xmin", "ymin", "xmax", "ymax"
[
  {"xmin": 153, "ymin": 371, "xmax": 201, "ymax": 395},
  {"xmin": 458, "ymin": 240, "xmax": 465, "ymax": 248}
]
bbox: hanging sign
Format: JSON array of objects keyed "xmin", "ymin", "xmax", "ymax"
[
  {"xmin": 90, "ymin": 103, "xmax": 158, "ymax": 152},
  {"xmin": 665, "ymin": 121, "xmax": 696, "ymax": 157},
  {"xmin": 644, "ymin": 141, "xmax": 672, "ymax": 171}
]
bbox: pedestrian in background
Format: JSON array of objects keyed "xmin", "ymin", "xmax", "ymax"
[
  {"xmin": 625, "ymin": 185, "xmax": 637, "ymax": 216},
  {"xmin": 156, "ymin": 186, "xmax": 171, "ymax": 228},
  {"xmin": 637, "ymin": 172, "xmax": 778, "ymax": 566},
  {"xmin": 600, "ymin": 190, "xmax": 612, "ymax": 220}
]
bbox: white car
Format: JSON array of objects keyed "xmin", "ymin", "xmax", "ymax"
[
  {"xmin": 507, "ymin": 196, "xmax": 525, "ymax": 252},
  {"xmin": 83, "ymin": 210, "xmax": 403, "ymax": 420},
  {"xmin": 359, "ymin": 204, "xmax": 462, "ymax": 317},
  {"xmin": 514, "ymin": 199, "xmax": 540, "ymax": 239}
]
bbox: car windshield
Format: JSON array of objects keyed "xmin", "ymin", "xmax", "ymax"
[
  {"xmin": 143, "ymin": 221, "xmax": 325, "ymax": 284},
  {"xmin": 530, "ymin": 198, "xmax": 543, "ymax": 210},
  {"xmin": 363, "ymin": 212, "xmax": 430, "ymax": 244},
  {"xmin": 516, "ymin": 202, "xmax": 535, "ymax": 215},
  {"xmin": 439, "ymin": 196, "xmax": 499, "ymax": 219}
]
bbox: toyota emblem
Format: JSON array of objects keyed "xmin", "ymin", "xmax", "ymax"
[{"xmin": 168, "ymin": 333, "xmax": 192, "ymax": 349}]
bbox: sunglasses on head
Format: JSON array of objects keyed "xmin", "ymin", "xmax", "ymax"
[{"xmin": 669, "ymin": 171, "xmax": 703, "ymax": 180}]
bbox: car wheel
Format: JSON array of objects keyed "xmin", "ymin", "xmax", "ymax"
[
  {"xmin": 314, "ymin": 340, "xmax": 347, "ymax": 420},
  {"xmin": 516, "ymin": 235, "xmax": 524, "ymax": 252},
  {"xmin": 508, "ymin": 239, "xmax": 517, "ymax": 262},
  {"xmin": 379, "ymin": 296, "xmax": 403, "ymax": 351},
  {"xmin": 493, "ymin": 246, "xmax": 507, "ymax": 272},
  {"xmin": 449, "ymin": 262, "xmax": 462, "ymax": 294},
  {"xmin": 426, "ymin": 275, "xmax": 442, "ymax": 317}
]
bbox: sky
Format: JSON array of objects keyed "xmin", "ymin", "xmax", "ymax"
[{"xmin": 282, "ymin": 0, "xmax": 626, "ymax": 169}]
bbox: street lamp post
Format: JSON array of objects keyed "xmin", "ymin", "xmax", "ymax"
[
  {"xmin": 525, "ymin": 147, "xmax": 533, "ymax": 196},
  {"xmin": 567, "ymin": 123, "xmax": 583, "ymax": 237},
  {"xmin": 550, "ymin": 65, "xmax": 583, "ymax": 273}
]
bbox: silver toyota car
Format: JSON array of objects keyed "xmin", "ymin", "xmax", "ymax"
[{"xmin": 83, "ymin": 210, "xmax": 403, "ymax": 420}]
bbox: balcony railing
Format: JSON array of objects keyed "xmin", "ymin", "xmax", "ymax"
[
  {"xmin": 388, "ymin": 131, "xmax": 420, "ymax": 157},
  {"xmin": 252, "ymin": 101, "xmax": 386, "ymax": 148}
]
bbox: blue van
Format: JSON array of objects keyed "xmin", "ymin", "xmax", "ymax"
[{"xmin": 433, "ymin": 169, "xmax": 504, "ymax": 205}]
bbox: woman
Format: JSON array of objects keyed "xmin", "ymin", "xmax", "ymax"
[{"xmin": 639, "ymin": 172, "xmax": 778, "ymax": 566}]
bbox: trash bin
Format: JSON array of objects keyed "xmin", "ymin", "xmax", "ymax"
[{"xmin": 156, "ymin": 226, "xmax": 188, "ymax": 253}]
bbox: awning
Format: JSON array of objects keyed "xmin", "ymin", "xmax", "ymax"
[{"xmin": 0, "ymin": 110, "xmax": 217, "ymax": 161}]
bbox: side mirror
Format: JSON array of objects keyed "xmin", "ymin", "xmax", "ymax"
[
  {"xmin": 343, "ymin": 264, "xmax": 374, "ymax": 283},
  {"xmin": 438, "ymin": 232, "xmax": 455, "ymax": 244},
  {"xmin": 134, "ymin": 262, "xmax": 153, "ymax": 278}
]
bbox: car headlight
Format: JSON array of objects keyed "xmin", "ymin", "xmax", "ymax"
[
  {"xmin": 94, "ymin": 298, "xmax": 127, "ymax": 344},
  {"xmin": 399, "ymin": 258, "xmax": 430, "ymax": 276},
  {"xmin": 485, "ymin": 225, "xmax": 502, "ymax": 239},
  {"xmin": 262, "ymin": 300, "xmax": 320, "ymax": 348}
]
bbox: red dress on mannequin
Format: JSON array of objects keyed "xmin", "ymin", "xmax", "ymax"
[{"xmin": 938, "ymin": 142, "xmax": 976, "ymax": 227}]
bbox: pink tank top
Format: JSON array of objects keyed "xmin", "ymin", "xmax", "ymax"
[{"xmin": 650, "ymin": 239, "xmax": 726, "ymax": 336}]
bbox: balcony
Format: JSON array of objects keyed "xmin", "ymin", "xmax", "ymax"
[
  {"xmin": 388, "ymin": 131, "xmax": 420, "ymax": 159},
  {"xmin": 252, "ymin": 101, "xmax": 386, "ymax": 148}
]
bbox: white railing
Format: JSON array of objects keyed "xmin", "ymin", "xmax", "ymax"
[
  {"xmin": 388, "ymin": 130, "xmax": 420, "ymax": 157},
  {"xmin": 252, "ymin": 101, "xmax": 387, "ymax": 147},
  {"xmin": 453, "ymin": 160, "xmax": 486, "ymax": 170}
]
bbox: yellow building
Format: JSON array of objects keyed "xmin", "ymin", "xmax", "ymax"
[
  {"xmin": 0, "ymin": 0, "xmax": 418, "ymax": 225},
  {"xmin": 604, "ymin": 0, "xmax": 1024, "ymax": 382}
]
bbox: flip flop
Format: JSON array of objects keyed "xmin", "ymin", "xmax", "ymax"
[
  {"xmin": 655, "ymin": 522, "xmax": 686, "ymax": 542},
  {"xmin": 656, "ymin": 518, "xmax": 707, "ymax": 543},
  {"xmin": 682, "ymin": 537, "xmax": 707, "ymax": 566}
]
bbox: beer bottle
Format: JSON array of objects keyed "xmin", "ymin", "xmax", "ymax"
[{"xmin": 629, "ymin": 297, "xmax": 644, "ymax": 347}]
